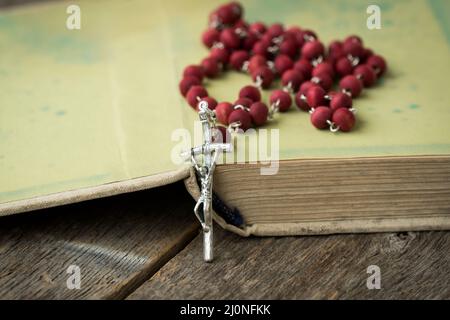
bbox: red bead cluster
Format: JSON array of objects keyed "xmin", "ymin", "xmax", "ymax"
[{"xmin": 179, "ymin": 2, "xmax": 388, "ymax": 133}]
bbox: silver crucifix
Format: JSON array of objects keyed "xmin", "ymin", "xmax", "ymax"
[{"xmin": 185, "ymin": 101, "xmax": 232, "ymax": 262}]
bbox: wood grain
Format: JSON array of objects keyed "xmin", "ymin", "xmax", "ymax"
[
  {"xmin": 128, "ymin": 226, "xmax": 450, "ymax": 299},
  {"xmin": 0, "ymin": 182, "xmax": 199, "ymax": 299}
]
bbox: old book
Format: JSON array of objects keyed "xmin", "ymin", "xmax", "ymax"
[{"xmin": 1, "ymin": 0, "xmax": 449, "ymax": 236}]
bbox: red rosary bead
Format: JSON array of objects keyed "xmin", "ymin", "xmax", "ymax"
[
  {"xmin": 179, "ymin": 76, "xmax": 201, "ymax": 97},
  {"xmin": 220, "ymin": 28, "xmax": 241, "ymax": 49},
  {"xmin": 295, "ymin": 91, "xmax": 310, "ymax": 111},
  {"xmin": 281, "ymin": 31, "xmax": 296, "ymax": 43},
  {"xmin": 210, "ymin": 47, "xmax": 230, "ymax": 64},
  {"xmin": 248, "ymin": 54, "xmax": 267, "ymax": 73},
  {"xmin": 301, "ymin": 40, "xmax": 325, "ymax": 60},
  {"xmin": 335, "ymin": 57, "xmax": 353, "ymax": 77},
  {"xmin": 249, "ymin": 102, "xmax": 269, "ymax": 126},
  {"xmin": 251, "ymin": 66, "xmax": 274, "ymax": 89},
  {"xmin": 286, "ymin": 27, "xmax": 303, "ymax": 47},
  {"xmin": 216, "ymin": 2, "xmax": 242, "ymax": 25},
  {"xmin": 300, "ymin": 29, "xmax": 317, "ymax": 40},
  {"xmin": 199, "ymin": 96, "xmax": 218, "ymax": 110},
  {"xmin": 312, "ymin": 72, "xmax": 333, "ymax": 91},
  {"xmin": 366, "ymin": 55, "xmax": 387, "ymax": 76},
  {"xmin": 342, "ymin": 41, "xmax": 365, "ymax": 59},
  {"xmin": 252, "ymin": 40, "xmax": 270, "ymax": 58},
  {"xmin": 344, "ymin": 35, "xmax": 363, "ymax": 46},
  {"xmin": 270, "ymin": 89, "xmax": 292, "ymax": 112},
  {"xmin": 202, "ymin": 29, "xmax": 220, "ymax": 48},
  {"xmin": 234, "ymin": 97, "xmax": 253, "ymax": 108},
  {"xmin": 279, "ymin": 38, "xmax": 298, "ymax": 58},
  {"xmin": 332, "ymin": 108, "xmax": 355, "ymax": 132},
  {"xmin": 363, "ymin": 48, "xmax": 374, "ymax": 61},
  {"xmin": 267, "ymin": 23, "xmax": 284, "ymax": 38},
  {"xmin": 293, "ymin": 59, "xmax": 313, "ymax": 79},
  {"xmin": 201, "ymin": 57, "xmax": 221, "ymax": 78},
  {"xmin": 239, "ymin": 85, "xmax": 261, "ymax": 102},
  {"xmin": 281, "ymin": 69, "xmax": 304, "ymax": 92},
  {"xmin": 312, "ymin": 62, "xmax": 334, "ymax": 78},
  {"xmin": 328, "ymin": 40, "xmax": 344, "ymax": 63},
  {"xmin": 243, "ymin": 31, "xmax": 259, "ymax": 51},
  {"xmin": 183, "ymin": 65, "xmax": 204, "ymax": 82},
  {"xmin": 230, "ymin": 2, "xmax": 244, "ymax": 21},
  {"xmin": 299, "ymin": 81, "xmax": 318, "ymax": 96},
  {"xmin": 186, "ymin": 85, "xmax": 208, "ymax": 109},
  {"xmin": 329, "ymin": 92, "xmax": 352, "ymax": 111},
  {"xmin": 274, "ymin": 54, "xmax": 294, "ymax": 75},
  {"xmin": 306, "ymin": 86, "xmax": 326, "ymax": 108},
  {"xmin": 228, "ymin": 109, "xmax": 252, "ymax": 131},
  {"xmin": 249, "ymin": 22, "xmax": 266, "ymax": 36},
  {"xmin": 215, "ymin": 102, "xmax": 234, "ymax": 125},
  {"xmin": 261, "ymin": 32, "xmax": 274, "ymax": 45},
  {"xmin": 353, "ymin": 64, "xmax": 376, "ymax": 87},
  {"xmin": 234, "ymin": 19, "xmax": 248, "ymax": 29},
  {"xmin": 339, "ymin": 75, "xmax": 363, "ymax": 97},
  {"xmin": 285, "ymin": 26, "xmax": 302, "ymax": 36},
  {"xmin": 311, "ymin": 106, "xmax": 332, "ymax": 129},
  {"xmin": 208, "ymin": 11, "xmax": 219, "ymax": 29},
  {"xmin": 230, "ymin": 50, "xmax": 250, "ymax": 70}
]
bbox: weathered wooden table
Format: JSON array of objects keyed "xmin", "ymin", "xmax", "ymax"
[{"xmin": 0, "ymin": 182, "xmax": 448, "ymax": 299}]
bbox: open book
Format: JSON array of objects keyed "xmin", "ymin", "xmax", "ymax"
[{"xmin": 1, "ymin": 0, "xmax": 449, "ymax": 236}]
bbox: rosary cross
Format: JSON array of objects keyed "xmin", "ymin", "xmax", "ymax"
[{"xmin": 189, "ymin": 101, "xmax": 232, "ymax": 262}]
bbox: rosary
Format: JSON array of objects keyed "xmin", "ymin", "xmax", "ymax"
[{"xmin": 180, "ymin": 2, "xmax": 387, "ymax": 261}]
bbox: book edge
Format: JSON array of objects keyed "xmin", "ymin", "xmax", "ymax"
[
  {"xmin": 210, "ymin": 154, "xmax": 450, "ymax": 237},
  {"xmin": 185, "ymin": 167, "xmax": 450, "ymax": 237},
  {"xmin": 247, "ymin": 216, "xmax": 450, "ymax": 236},
  {"xmin": 0, "ymin": 165, "xmax": 191, "ymax": 217},
  {"xmin": 216, "ymin": 154, "xmax": 450, "ymax": 170}
]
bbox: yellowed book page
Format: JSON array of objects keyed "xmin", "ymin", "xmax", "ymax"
[
  {"xmin": 1, "ymin": 0, "xmax": 186, "ymax": 204},
  {"xmin": 173, "ymin": 0, "xmax": 450, "ymax": 160}
]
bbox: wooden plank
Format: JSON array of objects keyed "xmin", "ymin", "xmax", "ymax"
[
  {"xmin": 0, "ymin": 182, "xmax": 199, "ymax": 299},
  {"xmin": 128, "ymin": 227, "xmax": 450, "ymax": 299}
]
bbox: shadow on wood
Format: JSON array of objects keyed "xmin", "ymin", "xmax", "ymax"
[{"xmin": 0, "ymin": 182, "xmax": 198, "ymax": 299}]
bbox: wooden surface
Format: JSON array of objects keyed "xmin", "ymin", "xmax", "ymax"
[
  {"xmin": 0, "ymin": 182, "xmax": 449, "ymax": 299},
  {"xmin": 128, "ymin": 227, "xmax": 450, "ymax": 300},
  {"xmin": 0, "ymin": 182, "xmax": 199, "ymax": 299}
]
